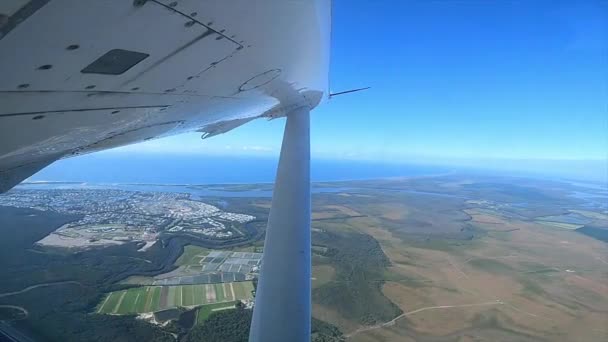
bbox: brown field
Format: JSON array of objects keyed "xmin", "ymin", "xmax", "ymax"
[
  {"xmin": 159, "ymin": 286, "xmax": 169, "ymax": 308},
  {"xmin": 342, "ymin": 206, "xmax": 608, "ymax": 341},
  {"xmin": 465, "ymin": 208, "xmax": 510, "ymax": 226},
  {"xmin": 312, "ymin": 204, "xmax": 363, "ymax": 220},
  {"xmin": 353, "ymin": 215, "xmax": 608, "ymax": 341}
]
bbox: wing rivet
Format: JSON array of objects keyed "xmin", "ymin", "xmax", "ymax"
[
  {"xmin": 85, "ymin": 85, "xmax": 96, "ymax": 89},
  {"xmin": 66, "ymin": 44, "xmax": 79, "ymax": 50},
  {"xmin": 185, "ymin": 21, "xmax": 195, "ymax": 27},
  {"xmin": 32, "ymin": 115, "xmax": 45, "ymax": 120},
  {"xmin": 111, "ymin": 110, "xmax": 120, "ymax": 115},
  {"xmin": 37, "ymin": 64, "xmax": 52, "ymax": 70},
  {"xmin": 131, "ymin": 87, "xmax": 139, "ymax": 91},
  {"xmin": 18, "ymin": 83, "xmax": 30, "ymax": 89},
  {"xmin": 190, "ymin": 12, "xmax": 197, "ymax": 17},
  {"xmin": 169, "ymin": 1, "xmax": 178, "ymax": 7}
]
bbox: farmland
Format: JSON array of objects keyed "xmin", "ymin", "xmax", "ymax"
[
  {"xmin": 97, "ymin": 282, "xmax": 254, "ymax": 314},
  {"xmin": 175, "ymin": 245, "xmax": 210, "ymax": 267},
  {"xmin": 122, "ymin": 245, "xmax": 262, "ymax": 286},
  {"xmin": 1, "ymin": 175, "xmax": 606, "ymax": 341}
]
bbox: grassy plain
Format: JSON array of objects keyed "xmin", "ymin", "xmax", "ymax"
[
  {"xmin": 303, "ymin": 177, "xmax": 608, "ymax": 342},
  {"xmin": 312, "ymin": 265, "xmax": 336, "ymax": 289},
  {"xmin": 175, "ymin": 245, "xmax": 209, "ymax": 266}
]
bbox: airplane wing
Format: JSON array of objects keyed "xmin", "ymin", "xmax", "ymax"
[
  {"xmin": 0, "ymin": 0, "xmax": 330, "ymax": 192},
  {"xmin": 0, "ymin": 1, "xmax": 331, "ymax": 341}
]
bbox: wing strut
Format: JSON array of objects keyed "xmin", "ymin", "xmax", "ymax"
[{"xmin": 249, "ymin": 107, "xmax": 311, "ymax": 342}]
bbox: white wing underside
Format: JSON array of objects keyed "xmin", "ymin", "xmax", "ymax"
[{"xmin": 0, "ymin": 0, "xmax": 331, "ymax": 192}]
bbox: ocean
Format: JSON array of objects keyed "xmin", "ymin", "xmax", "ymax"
[{"xmin": 27, "ymin": 154, "xmax": 451, "ymax": 185}]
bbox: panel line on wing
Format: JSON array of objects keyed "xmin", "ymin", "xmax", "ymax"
[
  {"xmin": 120, "ymin": 29, "xmax": 216, "ymax": 88},
  {"xmin": 0, "ymin": 105, "xmax": 169, "ymax": 118},
  {"xmin": 150, "ymin": 0, "xmax": 243, "ymax": 47}
]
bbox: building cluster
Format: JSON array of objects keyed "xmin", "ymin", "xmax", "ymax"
[{"xmin": 0, "ymin": 188, "xmax": 256, "ymax": 243}]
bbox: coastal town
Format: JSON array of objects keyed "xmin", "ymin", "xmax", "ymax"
[{"xmin": 0, "ymin": 189, "xmax": 256, "ymax": 249}]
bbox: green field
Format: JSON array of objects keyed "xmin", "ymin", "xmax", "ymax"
[
  {"xmin": 214, "ymin": 283, "xmax": 225, "ymax": 302},
  {"xmin": 168, "ymin": 286, "xmax": 177, "ymax": 307},
  {"xmin": 183, "ymin": 285, "xmax": 194, "ymax": 306},
  {"xmin": 196, "ymin": 301, "xmax": 238, "ymax": 324},
  {"xmin": 97, "ymin": 281, "xmax": 254, "ymax": 315},
  {"xmin": 150, "ymin": 286, "xmax": 161, "ymax": 312},
  {"xmin": 135, "ymin": 287, "xmax": 149, "ymax": 312},
  {"xmin": 115, "ymin": 287, "xmax": 141, "ymax": 314},
  {"xmin": 175, "ymin": 245, "xmax": 209, "ymax": 266},
  {"xmin": 536, "ymin": 220, "xmax": 583, "ymax": 230},
  {"xmin": 98, "ymin": 290, "xmax": 124, "ymax": 313},
  {"xmin": 233, "ymin": 281, "xmax": 254, "ymax": 299}
]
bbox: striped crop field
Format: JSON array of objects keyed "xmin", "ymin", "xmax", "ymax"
[{"xmin": 97, "ymin": 281, "xmax": 254, "ymax": 314}]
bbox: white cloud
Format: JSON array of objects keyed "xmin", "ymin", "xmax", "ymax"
[{"xmin": 102, "ymin": 134, "xmax": 276, "ymax": 157}]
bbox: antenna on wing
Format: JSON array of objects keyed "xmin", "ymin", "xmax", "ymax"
[{"xmin": 329, "ymin": 86, "xmax": 371, "ymax": 98}]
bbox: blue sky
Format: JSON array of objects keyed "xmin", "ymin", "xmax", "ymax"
[{"xmin": 107, "ymin": 1, "xmax": 607, "ymax": 179}]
